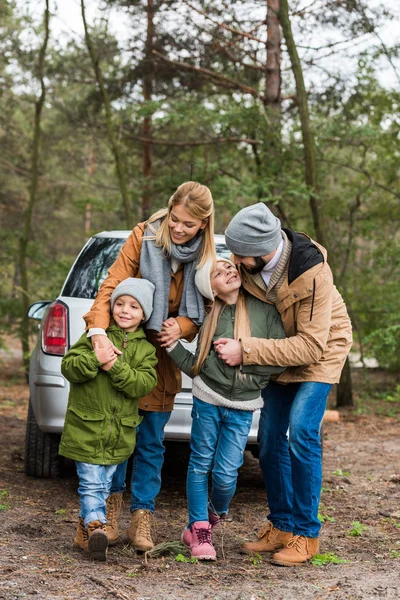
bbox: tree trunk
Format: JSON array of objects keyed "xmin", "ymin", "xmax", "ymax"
[
  {"xmin": 18, "ymin": 0, "xmax": 50, "ymax": 375},
  {"xmin": 265, "ymin": 0, "xmax": 281, "ymax": 113},
  {"xmin": 278, "ymin": 0, "xmax": 327, "ymax": 249},
  {"xmin": 85, "ymin": 136, "xmax": 96, "ymax": 236},
  {"xmin": 81, "ymin": 0, "xmax": 132, "ymax": 228},
  {"xmin": 336, "ymin": 357, "xmax": 353, "ymax": 408},
  {"xmin": 142, "ymin": 0, "xmax": 154, "ymax": 220}
]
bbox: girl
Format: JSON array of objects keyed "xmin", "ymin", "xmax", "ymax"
[
  {"xmin": 83, "ymin": 181, "xmax": 215, "ymax": 551},
  {"xmin": 165, "ymin": 259, "xmax": 286, "ymax": 560}
]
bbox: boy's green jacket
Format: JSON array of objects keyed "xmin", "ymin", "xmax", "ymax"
[
  {"xmin": 168, "ymin": 293, "xmax": 286, "ymax": 402},
  {"xmin": 59, "ymin": 324, "xmax": 157, "ymax": 465}
]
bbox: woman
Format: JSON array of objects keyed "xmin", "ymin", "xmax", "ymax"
[{"xmin": 83, "ymin": 181, "xmax": 215, "ymax": 551}]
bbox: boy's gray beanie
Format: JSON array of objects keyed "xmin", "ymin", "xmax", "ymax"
[
  {"xmin": 110, "ymin": 278, "xmax": 155, "ymax": 322},
  {"xmin": 225, "ymin": 202, "xmax": 282, "ymax": 257}
]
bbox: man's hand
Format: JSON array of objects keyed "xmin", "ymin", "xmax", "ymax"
[
  {"xmin": 93, "ymin": 338, "xmax": 118, "ymax": 365},
  {"xmin": 100, "ymin": 356, "xmax": 118, "ymax": 371},
  {"xmin": 156, "ymin": 317, "xmax": 182, "ymax": 348},
  {"xmin": 214, "ymin": 338, "xmax": 243, "ymax": 366}
]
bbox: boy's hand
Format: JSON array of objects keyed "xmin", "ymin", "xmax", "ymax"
[
  {"xmin": 93, "ymin": 340, "xmax": 118, "ymax": 365},
  {"xmin": 157, "ymin": 318, "xmax": 182, "ymax": 348},
  {"xmin": 91, "ymin": 334, "xmax": 121, "ymax": 356},
  {"xmin": 100, "ymin": 356, "xmax": 118, "ymax": 371},
  {"xmin": 214, "ymin": 338, "xmax": 243, "ymax": 366}
]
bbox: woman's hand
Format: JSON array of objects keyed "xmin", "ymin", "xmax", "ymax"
[
  {"xmin": 156, "ymin": 318, "xmax": 182, "ymax": 348},
  {"xmin": 92, "ymin": 334, "xmax": 121, "ymax": 364}
]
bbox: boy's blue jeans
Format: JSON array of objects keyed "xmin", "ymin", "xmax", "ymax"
[
  {"xmin": 110, "ymin": 409, "xmax": 171, "ymax": 513},
  {"xmin": 75, "ymin": 461, "xmax": 119, "ymax": 528},
  {"xmin": 187, "ymin": 397, "xmax": 253, "ymax": 525},
  {"xmin": 259, "ymin": 381, "xmax": 332, "ymax": 538}
]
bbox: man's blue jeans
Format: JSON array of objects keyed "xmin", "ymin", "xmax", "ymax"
[
  {"xmin": 259, "ymin": 381, "xmax": 332, "ymax": 538},
  {"xmin": 187, "ymin": 397, "xmax": 253, "ymax": 525},
  {"xmin": 75, "ymin": 461, "xmax": 119, "ymax": 527},
  {"xmin": 110, "ymin": 409, "xmax": 171, "ymax": 513}
]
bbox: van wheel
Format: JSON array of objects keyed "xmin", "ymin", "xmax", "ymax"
[{"xmin": 24, "ymin": 400, "xmax": 64, "ymax": 478}]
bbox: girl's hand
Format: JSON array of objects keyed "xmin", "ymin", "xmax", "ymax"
[
  {"xmin": 91, "ymin": 334, "xmax": 121, "ymax": 360},
  {"xmin": 93, "ymin": 339, "xmax": 118, "ymax": 364},
  {"xmin": 100, "ymin": 356, "xmax": 118, "ymax": 371},
  {"xmin": 156, "ymin": 318, "xmax": 182, "ymax": 347},
  {"xmin": 214, "ymin": 338, "xmax": 243, "ymax": 366}
]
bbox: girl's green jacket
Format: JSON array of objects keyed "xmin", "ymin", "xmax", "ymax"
[{"xmin": 59, "ymin": 324, "xmax": 157, "ymax": 465}]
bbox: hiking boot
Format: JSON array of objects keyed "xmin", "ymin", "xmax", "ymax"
[
  {"xmin": 242, "ymin": 522, "xmax": 292, "ymax": 554},
  {"xmin": 208, "ymin": 509, "xmax": 226, "ymax": 529},
  {"xmin": 127, "ymin": 509, "xmax": 154, "ymax": 551},
  {"xmin": 87, "ymin": 520, "xmax": 109, "ymax": 561},
  {"xmin": 105, "ymin": 492, "xmax": 123, "ymax": 545},
  {"xmin": 73, "ymin": 518, "xmax": 89, "ymax": 552},
  {"xmin": 271, "ymin": 535, "xmax": 319, "ymax": 566},
  {"xmin": 181, "ymin": 521, "xmax": 217, "ymax": 561}
]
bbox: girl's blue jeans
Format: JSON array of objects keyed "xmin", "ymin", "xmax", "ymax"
[
  {"xmin": 75, "ymin": 461, "xmax": 119, "ymax": 528},
  {"xmin": 187, "ymin": 397, "xmax": 253, "ymax": 525},
  {"xmin": 259, "ymin": 381, "xmax": 332, "ymax": 538},
  {"xmin": 110, "ymin": 409, "xmax": 171, "ymax": 513}
]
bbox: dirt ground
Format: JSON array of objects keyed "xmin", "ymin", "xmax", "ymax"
[{"xmin": 1, "ymin": 342, "xmax": 399, "ymax": 600}]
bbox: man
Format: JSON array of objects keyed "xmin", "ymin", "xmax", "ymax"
[{"xmin": 214, "ymin": 203, "xmax": 352, "ymax": 566}]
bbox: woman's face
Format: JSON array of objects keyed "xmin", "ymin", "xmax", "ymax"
[
  {"xmin": 211, "ymin": 261, "xmax": 241, "ymax": 298},
  {"xmin": 168, "ymin": 203, "xmax": 207, "ymax": 245}
]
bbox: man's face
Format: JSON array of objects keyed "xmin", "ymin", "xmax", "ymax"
[{"xmin": 232, "ymin": 255, "xmax": 266, "ymax": 275}]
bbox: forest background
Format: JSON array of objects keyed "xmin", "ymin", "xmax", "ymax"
[{"xmin": 1, "ymin": 0, "xmax": 399, "ymax": 406}]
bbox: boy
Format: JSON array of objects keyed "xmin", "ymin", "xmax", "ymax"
[{"xmin": 59, "ymin": 278, "xmax": 158, "ymax": 561}]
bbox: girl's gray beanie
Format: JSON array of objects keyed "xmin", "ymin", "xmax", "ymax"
[{"xmin": 224, "ymin": 203, "xmax": 282, "ymax": 257}]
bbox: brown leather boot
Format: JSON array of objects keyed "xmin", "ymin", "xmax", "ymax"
[
  {"xmin": 242, "ymin": 522, "xmax": 292, "ymax": 554},
  {"xmin": 271, "ymin": 535, "xmax": 319, "ymax": 566},
  {"xmin": 73, "ymin": 518, "xmax": 89, "ymax": 552},
  {"xmin": 127, "ymin": 509, "xmax": 154, "ymax": 551},
  {"xmin": 87, "ymin": 520, "xmax": 109, "ymax": 561},
  {"xmin": 105, "ymin": 492, "xmax": 123, "ymax": 545}
]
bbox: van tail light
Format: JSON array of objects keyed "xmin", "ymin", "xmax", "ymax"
[{"xmin": 42, "ymin": 301, "xmax": 68, "ymax": 355}]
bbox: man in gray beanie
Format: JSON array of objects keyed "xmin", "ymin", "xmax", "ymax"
[{"xmin": 215, "ymin": 202, "xmax": 353, "ymax": 566}]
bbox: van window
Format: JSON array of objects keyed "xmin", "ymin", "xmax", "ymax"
[{"xmin": 62, "ymin": 238, "xmax": 126, "ymax": 299}]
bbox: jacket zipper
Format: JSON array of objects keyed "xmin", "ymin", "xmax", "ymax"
[{"xmin": 103, "ymin": 333, "xmax": 127, "ymax": 460}]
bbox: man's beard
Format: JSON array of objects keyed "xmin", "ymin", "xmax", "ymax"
[{"xmin": 242, "ymin": 256, "xmax": 267, "ymax": 275}]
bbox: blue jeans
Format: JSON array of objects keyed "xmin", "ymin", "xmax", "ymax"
[
  {"xmin": 75, "ymin": 461, "xmax": 119, "ymax": 527},
  {"xmin": 110, "ymin": 409, "xmax": 171, "ymax": 513},
  {"xmin": 187, "ymin": 397, "xmax": 253, "ymax": 525},
  {"xmin": 259, "ymin": 381, "xmax": 332, "ymax": 538}
]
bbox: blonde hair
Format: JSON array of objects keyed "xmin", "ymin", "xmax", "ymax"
[
  {"xmin": 145, "ymin": 181, "xmax": 215, "ymax": 267},
  {"xmin": 192, "ymin": 290, "xmax": 251, "ymax": 376}
]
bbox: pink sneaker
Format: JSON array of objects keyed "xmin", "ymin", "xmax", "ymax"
[
  {"xmin": 181, "ymin": 521, "xmax": 216, "ymax": 561},
  {"xmin": 208, "ymin": 509, "xmax": 226, "ymax": 529}
]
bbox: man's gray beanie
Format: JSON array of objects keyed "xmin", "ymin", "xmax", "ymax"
[
  {"xmin": 110, "ymin": 278, "xmax": 155, "ymax": 322},
  {"xmin": 225, "ymin": 202, "xmax": 282, "ymax": 257}
]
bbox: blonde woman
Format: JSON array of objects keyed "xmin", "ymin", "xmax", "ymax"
[
  {"xmin": 83, "ymin": 182, "xmax": 215, "ymax": 551},
  {"xmin": 165, "ymin": 259, "xmax": 286, "ymax": 560}
]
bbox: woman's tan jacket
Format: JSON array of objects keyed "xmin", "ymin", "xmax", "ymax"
[
  {"xmin": 238, "ymin": 236, "xmax": 353, "ymax": 385},
  {"xmin": 83, "ymin": 222, "xmax": 198, "ymax": 411}
]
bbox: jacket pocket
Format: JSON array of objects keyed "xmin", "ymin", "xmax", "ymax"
[
  {"xmin": 114, "ymin": 414, "xmax": 143, "ymax": 454},
  {"xmin": 63, "ymin": 405, "xmax": 105, "ymax": 456}
]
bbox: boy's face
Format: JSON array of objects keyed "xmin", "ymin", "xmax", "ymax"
[{"xmin": 113, "ymin": 295, "xmax": 145, "ymax": 332}]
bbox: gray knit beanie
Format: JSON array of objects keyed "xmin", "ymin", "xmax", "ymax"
[
  {"xmin": 110, "ymin": 278, "xmax": 155, "ymax": 322},
  {"xmin": 225, "ymin": 203, "xmax": 282, "ymax": 256}
]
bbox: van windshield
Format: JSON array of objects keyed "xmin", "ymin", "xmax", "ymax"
[{"xmin": 61, "ymin": 237, "xmax": 126, "ymax": 299}]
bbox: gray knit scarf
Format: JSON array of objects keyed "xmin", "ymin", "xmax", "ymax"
[{"xmin": 140, "ymin": 220, "xmax": 205, "ymax": 332}]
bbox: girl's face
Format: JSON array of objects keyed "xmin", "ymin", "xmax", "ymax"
[
  {"xmin": 211, "ymin": 261, "xmax": 241, "ymax": 298},
  {"xmin": 113, "ymin": 295, "xmax": 145, "ymax": 332},
  {"xmin": 168, "ymin": 203, "xmax": 207, "ymax": 245}
]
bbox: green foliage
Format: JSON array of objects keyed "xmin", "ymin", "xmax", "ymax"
[
  {"xmin": 364, "ymin": 326, "xmax": 400, "ymax": 371},
  {"xmin": 311, "ymin": 553, "xmax": 350, "ymax": 566},
  {"xmin": 332, "ymin": 469, "xmax": 351, "ymax": 477},
  {"xmin": 248, "ymin": 552, "xmax": 262, "ymax": 566},
  {"xmin": 348, "ymin": 521, "xmax": 367, "ymax": 537},
  {"xmin": 175, "ymin": 553, "xmax": 198, "ymax": 564},
  {"xmin": 0, "ymin": 490, "xmax": 9, "ymax": 511}
]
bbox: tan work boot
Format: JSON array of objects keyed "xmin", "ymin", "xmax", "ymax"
[
  {"xmin": 73, "ymin": 518, "xmax": 89, "ymax": 552},
  {"xmin": 87, "ymin": 520, "xmax": 109, "ymax": 561},
  {"xmin": 271, "ymin": 535, "xmax": 319, "ymax": 566},
  {"xmin": 242, "ymin": 522, "xmax": 292, "ymax": 554},
  {"xmin": 127, "ymin": 509, "xmax": 154, "ymax": 551},
  {"xmin": 105, "ymin": 492, "xmax": 123, "ymax": 545}
]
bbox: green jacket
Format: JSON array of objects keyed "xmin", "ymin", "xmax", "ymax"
[
  {"xmin": 168, "ymin": 293, "xmax": 286, "ymax": 402},
  {"xmin": 59, "ymin": 324, "xmax": 157, "ymax": 465}
]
